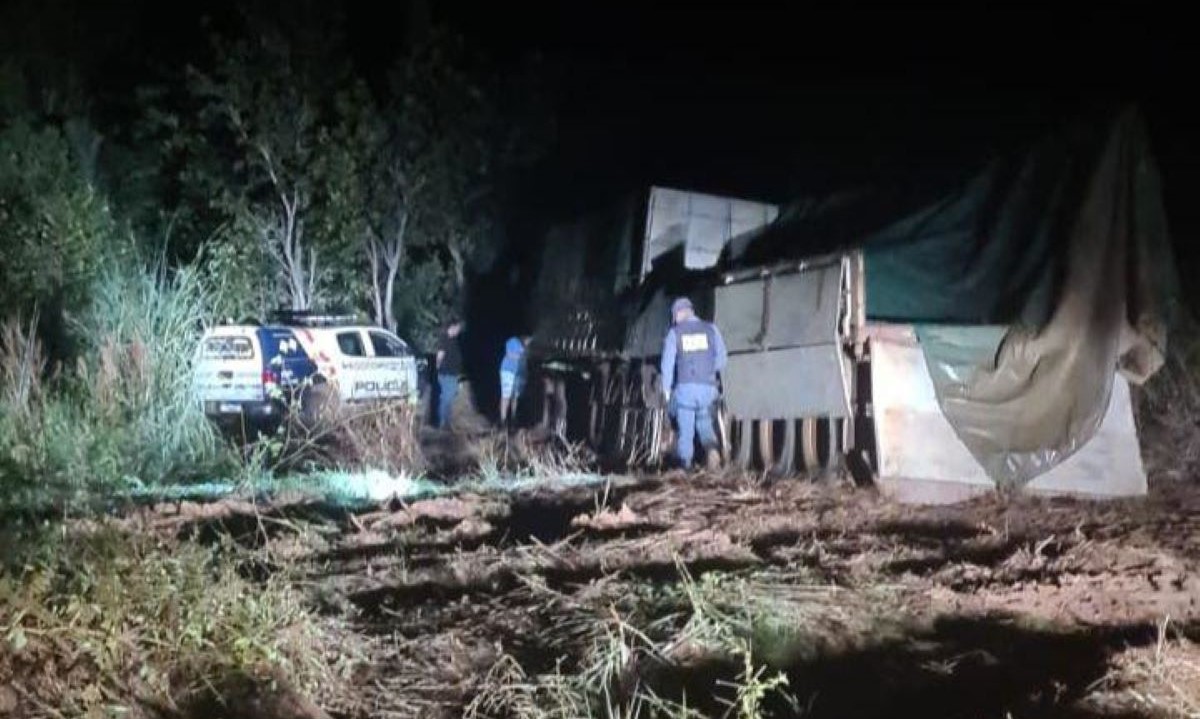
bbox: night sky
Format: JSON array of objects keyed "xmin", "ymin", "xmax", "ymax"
[
  {"xmin": 5, "ymin": 0, "xmax": 1195, "ymax": 272},
  {"xmin": 407, "ymin": 2, "xmax": 1194, "ymax": 256}
]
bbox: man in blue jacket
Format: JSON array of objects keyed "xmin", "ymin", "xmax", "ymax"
[
  {"xmin": 660, "ymin": 297, "xmax": 727, "ymax": 470},
  {"xmin": 499, "ymin": 334, "xmax": 531, "ymax": 426}
]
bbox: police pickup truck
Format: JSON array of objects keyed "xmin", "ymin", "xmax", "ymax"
[{"xmin": 194, "ymin": 312, "xmax": 421, "ymax": 429}]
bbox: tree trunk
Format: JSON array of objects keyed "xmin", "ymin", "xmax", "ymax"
[
  {"xmin": 367, "ymin": 236, "xmax": 385, "ymax": 328},
  {"xmin": 383, "ymin": 213, "xmax": 407, "ymax": 332},
  {"xmin": 383, "ymin": 261, "xmax": 398, "ymax": 331},
  {"xmin": 447, "ymin": 241, "xmax": 466, "ymax": 290},
  {"xmin": 283, "ymin": 203, "xmax": 310, "ymax": 310},
  {"xmin": 256, "ymin": 144, "xmax": 314, "ymax": 311},
  {"xmin": 365, "ymin": 213, "xmax": 406, "ymax": 331}
]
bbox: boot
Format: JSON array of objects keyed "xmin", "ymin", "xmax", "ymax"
[{"xmin": 704, "ymin": 447, "xmax": 722, "ymax": 472}]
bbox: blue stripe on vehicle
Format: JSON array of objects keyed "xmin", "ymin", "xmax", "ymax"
[{"xmin": 257, "ymin": 327, "xmax": 318, "ymax": 385}]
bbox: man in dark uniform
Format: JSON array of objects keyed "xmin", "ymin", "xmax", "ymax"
[
  {"xmin": 660, "ymin": 297, "xmax": 727, "ymax": 469},
  {"xmin": 435, "ymin": 319, "xmax": 464, "ymax": 428}
]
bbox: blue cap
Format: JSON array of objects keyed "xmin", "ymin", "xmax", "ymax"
[{"xmin": 671, "ymin": 297, "xmax": 693, "ymax": 314}]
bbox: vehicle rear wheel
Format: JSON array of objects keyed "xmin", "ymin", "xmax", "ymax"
[
  {"xmin": 298, "ymin": 381, "xmax": 338, "ymax": 434},
  {"xmin": 755, "ymin": 419, "xmax": 771, "ymax": 471},
  {"xmin": 755, "ymin": 419, "xmax": 797, "ymax": 475},
  {"xmin": 776, "ymin": 419, "xmax": 797, "ymax": 474}
]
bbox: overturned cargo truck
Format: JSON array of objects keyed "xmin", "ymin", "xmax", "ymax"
[{"xmin": 529, "ymin": 108, "xmax": 1178, "ymax": 503}]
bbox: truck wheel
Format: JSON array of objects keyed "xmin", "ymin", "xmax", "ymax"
[
  {"xmin": 800, "ymin": 417, "xmax": 819, "ymax": 471},
  {"xmin": 730, "ymin": 418, "xmax": 754, "ymax": 470},
  {"xmin": 716, "ymin": 403, "xmax": 732, "ymax": 466},
  {"xmin": 777, "ymin": 419, "xmax": 797, "ymax": 475},
  {"xmin": 756, "ymin": 420, "xmax": 773, "ymax": 472}
]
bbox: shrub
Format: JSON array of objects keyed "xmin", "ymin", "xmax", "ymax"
[
  {"xmin": 0, "ymin": 522, "xmax": 336, "ymax": 717},
  {"xmin": 0, "ymin": 262, "xmax": 236, "ymax": 509},
  {"xmin": 1136, "ymin": 317, "xmax": 1200, "ymax": 482}
]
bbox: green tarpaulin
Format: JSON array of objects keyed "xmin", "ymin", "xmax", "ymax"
[{"xmin": 738, "ymin": 107, "xmax": 1180, "ymax": 486}]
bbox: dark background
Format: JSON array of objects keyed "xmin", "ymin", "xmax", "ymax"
[
  {"xmin": 9, "ymin": 0, "xmax": 1193, "ymax": 242},
  {"xmin": 429, "ymin": 1, "xmax": 1195, "ymax": 233},
  {"xmin": 420, "ymin": 2, "xmax": 1195, "ymax": 301},
  {"xmin": 5, "ymin": 0, "xmax": 1194, "ymax": 337}
]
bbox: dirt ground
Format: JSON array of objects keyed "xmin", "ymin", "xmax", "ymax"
[{"xmin": 130, "ymin": 468, "xmax": 1200, "ymax": 719}]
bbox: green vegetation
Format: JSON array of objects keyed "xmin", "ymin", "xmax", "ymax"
[
  {"xmin": 0, "ymin": 264, "xmax": 236, "ymax": 509},
  {"xmin": 0, "ymin": 522, "xmax": 339, "ymax": 717},
  {"xmin": 0, "ymin": 4, "xmax": 549, "ymax": 506}
]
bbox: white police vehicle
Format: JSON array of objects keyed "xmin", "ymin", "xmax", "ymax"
[{"xmin": 194, "ymin": 312, "xmax": 420, "ymax": 428}]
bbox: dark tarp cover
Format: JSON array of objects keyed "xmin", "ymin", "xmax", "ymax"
[{"xmin": 733, "ymin": 108, "xmax": 1179, "ymax": 486}]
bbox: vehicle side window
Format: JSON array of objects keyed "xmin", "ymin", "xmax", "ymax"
[
  {"xmin": 369, "ymin": 331, "xmax": 409, "ymax": 358},
  {"xmin": 337, "ymin": 331, "xmax": 366, "ymax": 357}
]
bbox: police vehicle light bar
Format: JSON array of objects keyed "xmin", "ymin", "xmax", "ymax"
[{"xmin": 269, "ymin": 309, "xmax": 364, "ymax": 327}]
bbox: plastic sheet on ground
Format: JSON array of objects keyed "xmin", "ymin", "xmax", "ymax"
[{"xmin": 126, "ymin": 468, "xmax": 616, "ymax": 510}]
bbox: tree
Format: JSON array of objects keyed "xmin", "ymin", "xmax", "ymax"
[
  {"xmin": 389, "ymin": 33, "xmax": 496, "ymax": 292},
  {"xmin": 371, "ymin": 30, "xmax": 552, "ymax": 340},
  {"xmin": 345, "ymin": 99, "xmax": 448, "ymax": 341},
  {"xmin": 117, "ymin": 15, "xmax": 551, "ymax": 346},
  {"xmin": 188, "ymin": 31, "xmax": 322, "ymax": 310},
  {"xmin": 0, "ymin": 117, "xmax": 117, "ymax": 317},
  {"xmin": 343, "ymin": 87, "xmax": 426, "ymax": 333},
  {"xmin": 172, "ymin": 9, "xmax": 376, "ymax": 314},
  {"xmin": 364, "ymin": 166, "xmax": 412, "ymax": 333}
]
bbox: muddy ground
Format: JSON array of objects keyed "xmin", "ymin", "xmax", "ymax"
[{"xmin": 130, "ymin": 468, "xmax": 1200, "ymax": 719}]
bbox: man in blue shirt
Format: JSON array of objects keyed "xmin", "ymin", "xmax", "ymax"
[
  {"xmin": 661, "ymin": 297, "xmax": 728, "ymax": 470},
  {"xmin": 499, "ymin": 334, "xmax": 530, "ymax": 426}
]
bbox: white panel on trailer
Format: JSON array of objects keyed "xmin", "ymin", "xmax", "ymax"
[
  {"xmin": 1027, "ymin": 377, "xmax": 1146, "ymax": 497},
  {"xmin": 869, "ymin": 325, "xmax": 993, "ymax": 504},
  {"xmin": 642, "ymin": 187, "xmax": 778, "ymax": 278},
  {"xmin": 715, "ymin": 259, "xmax": 854, "ymax": 421},
  {"xmin": 868, "ymin": 323, "xmax": 1147, "ymax": 504}
]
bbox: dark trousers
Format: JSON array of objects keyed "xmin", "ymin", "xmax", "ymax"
[{"xmin": 437, "ymin": 374, "xmax": 459, "ymax": 428}]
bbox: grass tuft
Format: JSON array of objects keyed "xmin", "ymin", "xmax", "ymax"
[{"xmin": 0, "ymin": 521, "xmax": 338, "ymax": 717}]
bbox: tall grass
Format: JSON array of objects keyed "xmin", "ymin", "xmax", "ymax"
[
  {"xmin": 0, "ymin": 522, "xmax": 337, "ymax": 717},
  {"xmin": 0, "ymin": 261, "xmax": 235, "ymax": 509},
  {"xmin": 1137, "ymin": 317, "xmax": 1200, "ymax": 482},
  {"xmin": 0, "ymin": 313, "xmax": 45, "ymax": 415},
  {"xmin": 1108, "ymin": 617, "xmax": 1200, "ymax": 718},
  {"xmin": 75, "ymin": 262, "xmax": 232, "ymax": 482}
]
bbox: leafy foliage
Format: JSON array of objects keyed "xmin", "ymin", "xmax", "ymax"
[
  {"xmin": 0, "ymin": 119, "xmax": 118, "ymax": 314},
  {"xmin": 0, "ymin": 262, "xmax": 235, "ymax": 508},
  {"xmin": 1, "ymin": 6, "xmax": 551, "ymax": 501},
  {"xmin": 0, "ymin": 523, "xmax": 336, "ymax": 715}
]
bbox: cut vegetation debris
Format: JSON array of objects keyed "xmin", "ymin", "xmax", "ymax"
[
  {"xmin": 1094, "ymin": 619, "xmax": 1200, "ymax": 719},
  {"xmin": 0, "ymin": 471, "xmax": 1181, "ymax": 718},
  {"xmin": 0, "ymin": 522, "xmax": 350, "ymax": 719}
]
